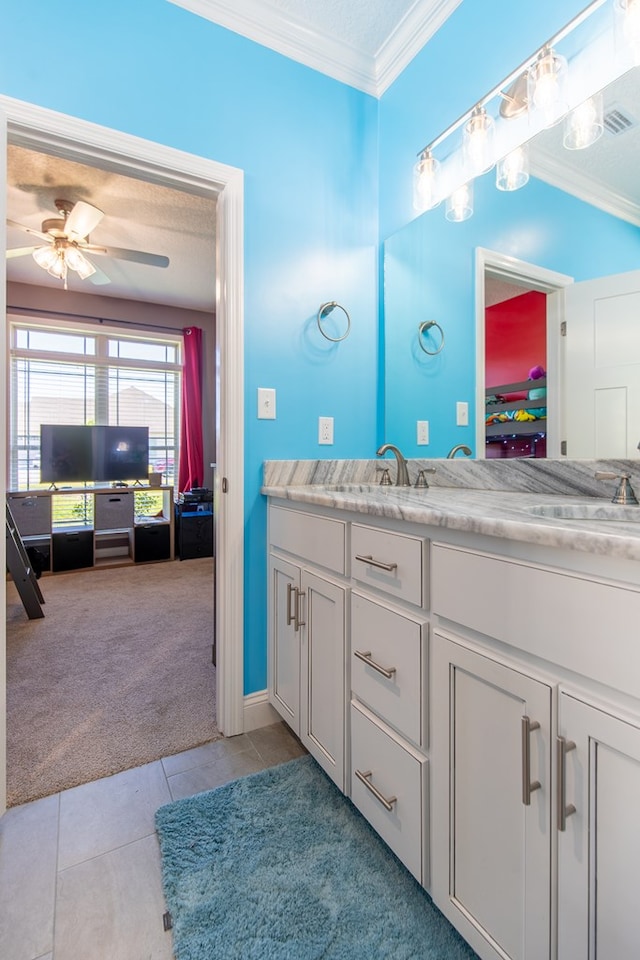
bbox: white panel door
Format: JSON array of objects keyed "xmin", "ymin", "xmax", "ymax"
[
  {"xmin": 268, "ymin": 555, "xmax": 300, "ymax": 734},
  {"xmin": 431, "ymin": 633, "xmax": 552, "ymax": 960},
  {"xmin": 558, "ymin": 269, "xmax": 640, "ymax": 457},
  {"xmin": 300, "ymin": 570, "xmax": 346, "ymax": 790},
  {"xmin": 558, "ymin": 692, "xmax": 640, "ymax": 960}
]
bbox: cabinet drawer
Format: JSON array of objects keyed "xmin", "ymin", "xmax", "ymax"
[
  {"xmin": 270, "ymin": 505, "xmax": 345, "ymax": 574},
  {"xmin": 94, "ymin": 491, "xmax": 134, "ymax": 530},
  {"xmin": 351, "ymin": 524, "xmax": 424, "ymax": 607},
  {"xmin": 8, "ymin": 494, "xmax": 51, "ymax": 537},
  {"xmin": 351, "ymin": 592, "xmax": 426, "ymax": 747},
  {"xmin": 431, "ymin": 542, "xmax": 640, "ymax": 701},
  {"xmin": 350, "ymin": 700, "xmax": 427, "ymax": 884}
]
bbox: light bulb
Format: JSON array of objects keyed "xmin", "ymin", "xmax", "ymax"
[
  {"xmin": 496, "ymin": 146, "xmax": 530, "ymax": 191},
  {"xmin": 65, "ymin": 245, "xmax": 96, "ymax": 278},
  {"xmin": 47, "ymin": 253, "xmax": 67, "ymax": 281},
  {"xmin": 527, "ymin": 47, "xmax": 569, "ymax": 128},
  {"xmin": 563, "ymin": 93, "xmax": 604, "ymax": 150},
  {"xmin": 445, "ymin": 181, "xmax": 474, "ymax": 222},
  {"xmin": 615, "ymin": 0, "xmax": 640, "ymax": 64},
  {"xmin": 463, "ymin": 106, "xmax": 495, "ymax": 175},
  {"xmin": 413, "ymin": 150, "xmax": 440, "ymax": 212}
]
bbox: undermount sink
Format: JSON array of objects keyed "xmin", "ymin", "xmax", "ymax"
[{"xmin": 526, "ymin": 502, "xmax": 640, "ymax": 523}]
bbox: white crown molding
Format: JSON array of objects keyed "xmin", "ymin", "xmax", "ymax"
[
  {"xmin": 167, "ymin": 0, "xmax": 460, "ymax": 97},
  {"xmin": 530, "ymin": 148, "xmax": 640, "ymax": 228},
  {"xmin": 375, "ymin": 0, "xmax": 462, "ymax": 95}
]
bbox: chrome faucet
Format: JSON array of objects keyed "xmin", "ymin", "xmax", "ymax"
[
  {"xmin": 376, "ymin": 443, "xmax": 410, "ymax": 486},
  {"xmin": 447, "ymin": 444, "xmax": 472, "ymax": 459}
]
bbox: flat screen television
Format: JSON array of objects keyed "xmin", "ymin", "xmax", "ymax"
[
  {"xmin": 40, "ymin": 424, "xmax": 150, "ymax": 484},
  {"xmin": 40, "ymin": 425, "xmax": 94, "ymax": 484}
]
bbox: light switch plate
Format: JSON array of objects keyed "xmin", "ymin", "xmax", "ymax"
[
  {"xmin": 257, "ymin": 387, "xmax": 276, "ymax": 419},
  {"xmin": 417, "ymin": 420, "xmax": 429, "ymax": 445},
  {"xmin": 456, "ymin": 401, "xmax": 469, "ymax": 426}
]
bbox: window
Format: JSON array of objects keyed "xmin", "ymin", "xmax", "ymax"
[{"xmin": 9, "ymin": 318, "xmax": 182, "ymax": 491}]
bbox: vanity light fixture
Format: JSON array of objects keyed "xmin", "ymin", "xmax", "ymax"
[
  {"xmin": 615, "ymin": 0, "xmax": 640, "ymax": 62},
  {"xmin": 527, "ymin": 46, "xmax": 569, "ymax": 128},
  {"xmin": 445, "ymin": 182, "xmax": 474, "ymax": 222},
  {"xmin": 463, "ymin": 106, "xmax": 496, "ymax": 175},
  {"xmin": 563, "ymin": 92, "xmax": 604, "ymax": 149},
  {"xmin": 413, "ymin": 148, "xmax": 440, "ymax": 212},
  {"xmin": 496, "ymin": 146, "xmax": 530, "ymax": 191}
]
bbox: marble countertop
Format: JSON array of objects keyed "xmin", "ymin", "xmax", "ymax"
[{"xmin": 262, "ymin": 481, "xmax": 640, "ymax": 562}]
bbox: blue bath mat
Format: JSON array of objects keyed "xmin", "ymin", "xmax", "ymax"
[{"xmin": 155, "ymin": 754, "xmax": 478, "ymax": 959}]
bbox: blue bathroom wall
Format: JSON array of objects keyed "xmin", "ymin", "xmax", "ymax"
[{"xmin": 0, "ymin": 0, "xmax": 379, "ymax": 695}]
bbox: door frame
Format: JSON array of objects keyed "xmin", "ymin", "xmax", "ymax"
[
  {"xmin": 475, "ymin": 247, "xmax": 573, "ymax": 458},
  {"xmin": 0, "ymin": 95, "xmax": 245, "ymax": 814}
]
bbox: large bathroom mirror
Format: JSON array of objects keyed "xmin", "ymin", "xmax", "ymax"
[{"xmin": 383, "ymin": 63, "xmax": 640, "ymax": 460}]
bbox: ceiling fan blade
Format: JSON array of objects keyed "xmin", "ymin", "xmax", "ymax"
[
  {"xmin": 87, "ymin": 262, "xmax": 111, "ymax": 286},
  {"xmin": 7, "ymin": 245, "xmax": 40, "ymax": 259},
  {"xmin": 84, "ymin": 244, "xmax": 170, "ymax": 268},
  {"xmin": 65, "ymin": 201, "xmax": 104, "ymax": 241},
  {"xmin": 7, "ymin": 219, "xmax": 52, "ymax": 243}
]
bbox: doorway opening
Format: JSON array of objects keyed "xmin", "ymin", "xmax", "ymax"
[{"xmin": 0, "ymin": 96, "xmax": 245, "ymax": 814}]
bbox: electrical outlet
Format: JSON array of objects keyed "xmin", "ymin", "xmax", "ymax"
[
  {"xmin": 417, "ymin": 420, "xmax": 429, "ymax": 445},
  {"xmin": 257, "ymin": 387, "xmax": 276, "ymax": 419},
  {"xmin": 318, "ymin": 416, "xmax": 334, "ymax": 444},
  {"xmin": 456, "ymin": 401, "xmax": 469, "ymax": 426}
]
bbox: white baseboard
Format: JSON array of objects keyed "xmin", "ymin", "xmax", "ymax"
[{"xmin": 243, "ymin": 690, "xmax": 281, "ymax": 732}]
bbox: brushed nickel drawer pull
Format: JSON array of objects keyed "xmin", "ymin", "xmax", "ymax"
[
  {"xmin": 286, "ymin": 582, "xmax": 296, "ymax": 628},
  {"xmin": 295, "ymin": 588, "xmax": 306, "ymax": 630},
  {"xmin": 355, "ymin": 553, "xmax": 398, "ymax": 572},
  {"xmin": 354, "ymin": 649, "xmax": 397, "ymax": 680},
  {"xmin": 355, "ymin": 769, "xmax": 397, "ymax": 812},
  {"xmin": 521, "ymin": 715, "xmax": 541, "ymax": 806},
  {"xmin": 556, "ymin": 735, "xmax": 576, "ymax": 831}
]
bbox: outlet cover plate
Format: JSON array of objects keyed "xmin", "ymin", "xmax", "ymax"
[
  {"xmin": 417, "ymin": 420, "xmax": 429, "ymax": 445},
  {"xmin": 318, "ymin": 416, "xmax": 334, "ymax": 444}
]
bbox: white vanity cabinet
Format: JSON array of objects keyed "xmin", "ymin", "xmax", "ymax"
[
  {"xmin": 557, "ymin": 691, "xmax": 640, "ymax": 960},
  {"xmin": 268, "ymin": 505, "xmax": 347, "ymax": 789},
  {"xmin": 431, "ymin": 632, "xmax": 552, "ymax": 960}
]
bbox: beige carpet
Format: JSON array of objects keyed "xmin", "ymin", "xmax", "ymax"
[{"xmin": 6, "ymin": 557, "xmax": 219, "ymax": 807}]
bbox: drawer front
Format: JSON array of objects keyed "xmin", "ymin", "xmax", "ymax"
[
  {"xmin": 351, "ymin": 591, "xmax": 426, "ymax": 747},
  {"xmin": 351, "ymin": 523, "xmax": 424, "ymax": 606},
  {"xmin": 94, "ymin": 491, "xmax": 134, "ymax": 530},
  {"xmin": 8, "ymin": 495, "xmax": 51, "ymax": 537},
  {"xmin": 270, "ymin": 505, "xmax": 345, "ymax": 574},
  {"xmin": 431, "ymin": 542, "xmax": 640, "ymax": 701},
  {"xmin": 350, "ymin": 701, "xmax": 427, "ymax": 884}
]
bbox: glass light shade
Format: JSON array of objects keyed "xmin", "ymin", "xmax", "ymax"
[
  {"xmin": 47, "ymin": 253, "xmax": 67, "ymax": 280},
  {"xmin": 496, "ymin": 146, "xmax": 530, "ymax": 191},
  {"xmin": 65, "ymin": 245, "xmax": 96, "ymax": 278},
  {"xmin": 32, "ymin": 245, "xmax": 58, "ymax": 271},
  {"xmin": 527, "ymin": 47, "xmax": 569, "ymax": 128},
  {"xmin": 413, "ymin": 151, "xmax": 440, "ymax": 212},
  {"xmin": 615, "ymin": 0, "xmax": 640, "ymax": 64},
  {"xmin": 445, "ymin": 181, "xmax": 474, "ymax": 222},
  {"xmin": 563, "ymin": 93, "xmax": 604, "ymax": 150},
  {"xmin": 463, "ymin": 107, "xmax": 495, "ymax": 175}
]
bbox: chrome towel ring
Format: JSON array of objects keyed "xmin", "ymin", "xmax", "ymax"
[
  {"xmin": 317, "ymin": 301, "xmax": 351, "ymax": 342},
  {"xmin": 418, "ymin": 320, "xmax": 445, "ymax": 355}
]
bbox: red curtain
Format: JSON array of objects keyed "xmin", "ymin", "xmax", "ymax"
[{"xmin": 178, "ymin": 326, "xmax": 204, "ymax": 493}]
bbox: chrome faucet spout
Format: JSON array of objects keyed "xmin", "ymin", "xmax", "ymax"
[
  {"xmin": 376, "ymin": 443, "xmax": 411, "ymax": 486},
  {"xmin": 447, "ymin": 444, "xmax": 472, "ymax": 459}
]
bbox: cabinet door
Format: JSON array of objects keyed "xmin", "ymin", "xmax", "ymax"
[
  {"xmin": 558, "ymin": 693, "xmax": 640, "ymax": 960},
  {"xmin": 268, "ymin": 555, "xmax": 301, "ymax": 735},
  {"xmin": 431, "ymin": 632, "xmax": 552, "ymax": 960},
  {"xmin": 300, "ymin": 570, "xmax": 346, "ymax": 790}
]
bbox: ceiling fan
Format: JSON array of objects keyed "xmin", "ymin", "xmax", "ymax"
[{"xmin": 6, "ymin": 198, "xmax": 170, "ymax": 289}]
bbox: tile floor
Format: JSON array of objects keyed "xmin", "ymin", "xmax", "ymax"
[{"xmin": 0, "ymin": 721, "xmax": 306, "ymax": 960}]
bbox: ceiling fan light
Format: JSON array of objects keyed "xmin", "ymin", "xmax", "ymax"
[
  {"xmin": 65, "ymin": 245, "xmax": 95, "ymax": 278},
  {"xmin": 496, "ymin": 146, "xmax": 530, "ymax": 191},
  {"xmin": 563, "ymin": 93, "xmax": 604, "ymax": 150},
  {"xmin": 527, "ymin": 46, "xmax": 569, "ymax": 128},
  {"xmin": 74, "ymin": 255, "xmax": 96, "ymax": 280},
  {"xmin": 413, "ymin": 150, "xmax": 441, "ymax": 212},
  {"xmin": 47, "ymin": 253, "xmax": 67, "ymax": 281},
  {"xmin": 32, "ymin": 245, "xmax": 58, "ymax": 271},
  {"xmin": 463, "ymin": 106, "xmax": 496, "ymax": 175},
  {"xmin": 445, "ymin": 181, "xmax": 474, "ymax": 222},
  {"xmin": 615, "ymin": 0, "xmax": 640, "ymax": 64}
]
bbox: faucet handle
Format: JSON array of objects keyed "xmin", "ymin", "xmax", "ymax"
[
  {"xmin": 595, "ymin": 471, "xmax": 639, "ymax": 505},
  {"xmin": 376, "ymin": 467, "xmax": 392, "ymax": 486},
  {"xmin": 414, "ymin": 468, "xmax": 436, "ymax": 489}
]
